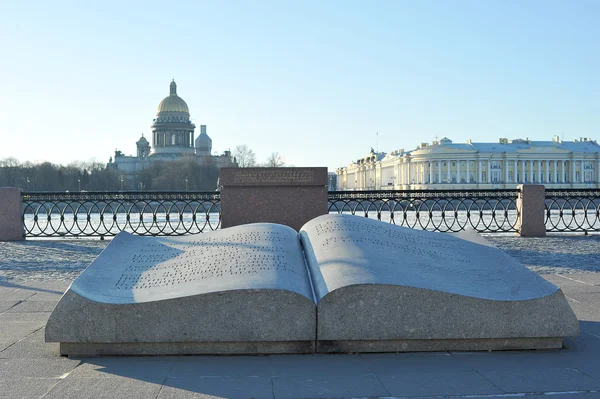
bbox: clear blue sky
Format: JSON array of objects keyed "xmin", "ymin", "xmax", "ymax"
[{"xmin": 1, "ymin": 1, "xmax": 598, "ymax": 170}]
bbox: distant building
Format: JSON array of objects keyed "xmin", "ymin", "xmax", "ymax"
[
  {"xmin": 336, "ymin": 137, "xmax": 600, "ymax": 190},
  {"xmin": 108, "ymin": 80, "xmax": 236, "ymax": 187}
]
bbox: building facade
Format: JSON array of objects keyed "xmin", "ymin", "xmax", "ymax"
[
  {"xmin": 336, "ymin": 137, "xmax": 600, "ymax": 190},
  {"xmin": 107, "ymin": 80, "xmax": 236, "ymax": 187}
]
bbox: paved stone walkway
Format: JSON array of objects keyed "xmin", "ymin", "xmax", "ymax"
[{"xmin": 1, "ymin": 235, "xmax": 600, "ymax": 398}]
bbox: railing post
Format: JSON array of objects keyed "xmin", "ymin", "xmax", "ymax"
[
  {"xmin": 0, "ymin": 187, "xmax": 25, "ymax": 241},
  {"xmin": 516, "ymin": 184, "xmax": 546, "ymax": 237}
]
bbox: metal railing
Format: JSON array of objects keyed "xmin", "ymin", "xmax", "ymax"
[
  {"xmin": 328, "ymin": 189, "xmax": 520, "ymax": 232},
  {"xmin": 22, "ymin": 191, "xmax": 221, "ymax": 238},
  {"xmin": 545, "ymin": 189, "xmax": 600, "ymax": 233},
  {"xmin": 21, "ymin": 188, "xmax": 600, "ymax": 237}
]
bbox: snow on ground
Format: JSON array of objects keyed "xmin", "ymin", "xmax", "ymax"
[
  {"xmin": 0, "ymin": 239, "xmax": 108, "ymax": 281},
  {"xmin": 0, "ymin": 233, "xmax": 599, "ymax": 282}
]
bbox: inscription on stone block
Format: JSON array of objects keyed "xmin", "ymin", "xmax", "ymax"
[{"xmin": 233, "ymin": 169, "xmax": 316, "ymax": 185}]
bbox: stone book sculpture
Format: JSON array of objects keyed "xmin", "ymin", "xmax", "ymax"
[{"xmin": 46, "ymin": 214, "xmax": 578, "ymax": 356}]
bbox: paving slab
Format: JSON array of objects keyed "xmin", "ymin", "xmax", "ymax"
[
  {"xmin": 479, "ymin": 367, "xmax": 600, "ymax": 393},
  {"xmin": 43, "ymin": 376, "xmax": 163, "ymax": 399},
  {"xmin": 26, "ymin": 291, "xmax": 65, "ymax": 302},
  {"xmin": 378, "ymin": 370, "xmax": 504, "ymax": 397},
  {"xmin": 360, "ymin": 352, "xmax": 473, "ymax": 374},
  {"xmin": 453, "ymin": 393, "xmax": 600, "ymax": 399},
  {"xmin": 0, "ymin": 322, "xmax": 41, "ymax": 343},
  {"xmin": 159, "ymin": 376, "xmax": 273, "ymax": 399},
  {"xmin": 0, "ymin": 377, "xmax": 60, "ymax": 398},
  {"xmin": 558, "ymin": 272, "xmax": 600, "ymax": 286},
  {"xmin": 169, "ymin": 355, "xmax": 272, "ymax": 378},
  {"xmin": 0, "ymin": 329, "xmax": 59, "ymax": 359},
  {"xmin": 0, "ymin": 289, "xmax": 36, "ymax": 302},
  {"xmin": 0, "ymin": 301, "xmax": 19, "ymax": 313},
  {"xmin": 272, "ymin": 374, "xmax": 389, "ymax": 399},
  {"xmin": 268, "ymin": 354, "xmax": 371, "ymax": 377},
  {"xmin": 5, "ymin": 301, "xmax": 57, "ymax": 313},
  {"xmin": 0, "ymin": 311, "xmax": 49, "ymax": 324},
  {"xmin": 67, "ymin": 357, "xmax": 175, "ymax": 383},
  {"xmin": 0, "ymin": 358, "xmax": 79, "ymax": 379}
]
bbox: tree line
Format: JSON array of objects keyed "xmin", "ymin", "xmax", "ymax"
[
  {"xmin": 0, "ymin": 158, "xmax": 120, "ymax": 192},
  {"xmin": 0, "ymin": 145, "xmax": 285, "ymax": 192}
]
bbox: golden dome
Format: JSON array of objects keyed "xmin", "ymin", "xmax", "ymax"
[{"xmin": 157, "ymin": 80, "xmax": 189, "ymax": 114}]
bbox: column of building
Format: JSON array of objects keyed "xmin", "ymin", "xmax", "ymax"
[{"xmin": 466, "ymin": 160, "xmax": 470, "ymax": 183}]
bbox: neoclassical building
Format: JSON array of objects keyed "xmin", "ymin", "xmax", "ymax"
[
  {"xmin": 336, "ymin": 137, "xmax": 600, "ymax": 190},
  {"xmin": 107, "ymin": 80, "xmax": 235, "ymax": 186}
]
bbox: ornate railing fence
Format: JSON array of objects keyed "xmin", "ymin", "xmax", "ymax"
[
  {"xmin": 328, "ymin": 189, "xmax": 520, "ymax": 233},
  {"xmin": 545, "ymin": 189, "xmax": 600, "ymax": 233},
  {"xmin": 22, "ymin": 189, "xmax": 524, "ymax": 237},
  {"xmin": 22, "ymin": 191, "xmax": 221, "ymax": 238},
  {"xmin": 21, "ymin": 188, "xmax": 600, "ymax": 237}
]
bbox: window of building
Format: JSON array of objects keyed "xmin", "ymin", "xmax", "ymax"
[
  {"xmin": 491, "ymin": 171, "xmax": 501, "ymax": 182},
  {"xmin": 452, "ymin": 161, "xmax": 456, "ymax": 167}
]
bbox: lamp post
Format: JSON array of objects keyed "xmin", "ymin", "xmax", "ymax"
[
  {"xmin": 26, "ymin": 177, "xmax": 30, "ymax": 191},
  {"xmin": 185, "ymin": 177, "xmax": 188, "ymax": 191},
  {"xmin": 120, "ymin": 175, "xmax": 124, "ymax": 191},
  {"xmin": 77, "ymin": 178, "xmax": 81, "ymax": 192}
]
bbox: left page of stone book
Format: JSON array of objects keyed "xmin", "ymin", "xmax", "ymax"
[{"xmin": 45, "ymin": 223, "xmax": 317, "ymax": 355}]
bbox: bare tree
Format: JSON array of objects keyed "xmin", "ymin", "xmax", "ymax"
[
  {"xmin": 264, "ymin": 152, "xmax": 285, "ymax": 168},
  {"xmin": 233, "ymin": 145, "xmax": 256, "ymax": 168}
]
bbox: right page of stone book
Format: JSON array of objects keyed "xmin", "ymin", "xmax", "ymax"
[{"xmin": 299, "ymin": 213, "xmax": 559, "ymax": 303}]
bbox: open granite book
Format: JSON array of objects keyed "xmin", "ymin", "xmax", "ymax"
[{"xmin": 46, "ymin": 214, "xmax": 578, "ymax": 356}]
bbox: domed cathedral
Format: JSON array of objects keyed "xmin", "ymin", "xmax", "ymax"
[
  {"xmin": 150, "ymin": 80, "xmax": 197, "ymax": 158},
  {"xmin": 107, "ymin": 80, "xmax": 236, "ymax": 189}
]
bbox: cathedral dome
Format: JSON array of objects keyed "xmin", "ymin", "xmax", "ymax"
[
  {"xmin": 136, "ymin": 135, "xmax": 149, "ymax": 145},
  {"xmin": 157, "ymin": 80, "xmax": 189, "ymax": 114}
]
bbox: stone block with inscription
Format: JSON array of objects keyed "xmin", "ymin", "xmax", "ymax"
[
  {"xmin": 46, "ymin": 213, "xmax": 578, "ymax": 356},
  {"xmin": 220, "ymin": 167, "xmax": 328, "ymax": 232}
]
